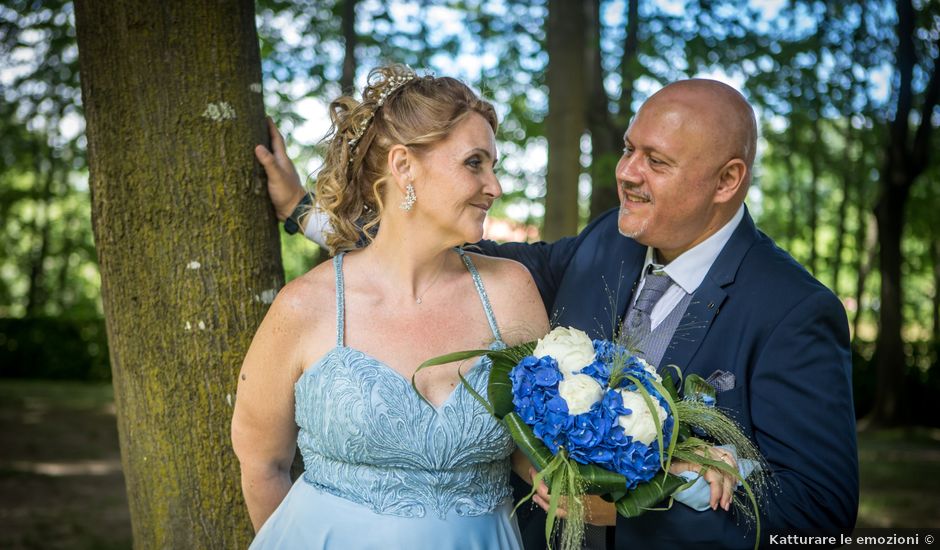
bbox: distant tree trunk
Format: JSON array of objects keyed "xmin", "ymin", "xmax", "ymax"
[
  {"xmin": 852, "ymin": 213, "xmax": 877, "ymax": 341},
  {"xmin": 617, "ymin": 0, "xmax": 639, "ymax": 121},
  {"xmin": 867, "ymin": 0, "xmax": 940, "ymax": 427},
  {"xmin": 831, "ymin": 120, "xmax": 853, "ymax": 295},
  {"xmin": 340, "ymin": 0, "xmax": 358, "ymax": 93},
  {"xmin": 784, "ymin": 125, "xmax": 801, "ymax": 252},
  {"xmin": 74, "ymin": 0, "xmax": 282, "ymax": 546},
  {"xmin": 25, "ymin": 144, "xmax": 54, "ymax": 316},
  {"xmin": 586, "ymin": 0, "xmax": 617, "ymax": 221},
  {"xmin": 808, "ymin": 116, "xmax": 821, "ymax": 275},
  {"xmin": 933, "ymin": 238, "xmax": 940, "ymax": 344},
  {"xmin": 587, "ymin": 0, "xmax": 638, "ymax": 221},
  {"xmin": 543, "ymin": 0, "xmax": 587, "ymax": 241}
]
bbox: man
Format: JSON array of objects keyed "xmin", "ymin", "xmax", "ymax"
[{"xmin": 260, "ymin": 79, "xmax": 858, "ymax": 549}]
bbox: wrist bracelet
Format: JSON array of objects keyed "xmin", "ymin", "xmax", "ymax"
[{"xmin": 284, "ymin": 192, "xmax": 313, "ymax": 235}]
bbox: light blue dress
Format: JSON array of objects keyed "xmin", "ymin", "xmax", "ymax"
[{"xmin": 250, "ymin": 250, "xmax": 523, "ymax": 549}]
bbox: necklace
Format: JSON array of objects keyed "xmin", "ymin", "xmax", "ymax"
[{"xmin": 414, "ymin": 258, "xmax": 447, "ymax": 305}]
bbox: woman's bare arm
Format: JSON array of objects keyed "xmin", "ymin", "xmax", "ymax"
[{"xmin": 231, "ymin": 280, "xmax": 320, "ymax": 531}]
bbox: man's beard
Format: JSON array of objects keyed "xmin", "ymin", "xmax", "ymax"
[{"xmin": 617, "ymin": 205, "xmax": 650, "ymax": 239}]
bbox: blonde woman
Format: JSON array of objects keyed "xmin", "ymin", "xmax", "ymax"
[{"xmin": 231, "ymin": 65, "xmax": 547, "ymax": 548}]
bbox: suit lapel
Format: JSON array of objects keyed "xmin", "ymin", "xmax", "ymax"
[{"xmin": 660, "ymin": 209, "xmax": 760, "ymax": 375}]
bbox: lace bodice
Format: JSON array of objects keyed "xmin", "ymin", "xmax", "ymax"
[{"xmin": 293, "ymin": 250, "xmax": 515, "ymax": 519}]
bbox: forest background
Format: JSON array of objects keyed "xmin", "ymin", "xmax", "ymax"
[{"xmin": 1, "ymin": 0, "xmax": 938, "ymax": 547}]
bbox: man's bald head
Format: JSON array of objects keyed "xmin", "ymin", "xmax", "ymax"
[
  {"xmin": 616, "ymin": 78, "xmax": 758, "ymax": 261},
  {"xmin": 643, "ymin": 79, "xmax": 758, "ymax": 190}
]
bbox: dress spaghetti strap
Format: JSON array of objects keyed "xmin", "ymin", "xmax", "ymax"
[
  {"xmin": 456, "ymin": 248, "xmax": 504, "ymax": 347},
  {"xmin": 333, "ymin": 253, "xmax": 346, "ymax": 347}
]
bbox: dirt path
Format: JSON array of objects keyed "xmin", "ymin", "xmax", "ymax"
[{"xmin": 0, "ymin": 381, "xmax": 130, "ymax": 550}]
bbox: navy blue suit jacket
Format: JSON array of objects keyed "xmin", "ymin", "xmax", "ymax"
[{"xmin": 479, "ymin": 207, "xmax": 858, "ymax": 549}]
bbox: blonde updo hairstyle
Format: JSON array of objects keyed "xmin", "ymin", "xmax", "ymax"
[{"xmin": 316, "ymin": 64, "xmax": 498, "ymax": 253}]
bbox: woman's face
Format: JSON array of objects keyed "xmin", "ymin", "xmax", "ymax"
[{"xmin": 410, "ymin": 113, "xmax": 502, "ymax": 244}]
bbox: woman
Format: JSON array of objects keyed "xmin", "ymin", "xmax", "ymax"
[{"xmin": 231, "ymin": 64, "xmax": 548, "ymax": 548}]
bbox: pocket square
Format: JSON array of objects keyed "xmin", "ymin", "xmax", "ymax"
[{"xmin": 705, "ymin": 369, "xmax": 736, "ymax": 392}]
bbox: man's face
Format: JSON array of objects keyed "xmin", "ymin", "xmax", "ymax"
[{"xmin": 615, "ymin": 94, "xmax": 725, "ymax": 262}]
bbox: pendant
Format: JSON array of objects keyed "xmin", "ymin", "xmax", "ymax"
[{"xmin": 416, "ymin": 298, "xmax": 422, "ymax": 304}]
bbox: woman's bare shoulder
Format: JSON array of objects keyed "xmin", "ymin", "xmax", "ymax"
[
  {"xmin": 460, "ymin": 250, "xmax": 533, "ymax": 286},
  {"xmin": 460, "ymin": 251, "xmax": 548, "ymax": 344},
  {"xmin": 263, "ymin": 259, "xmax": 336, "ymax": 330}
]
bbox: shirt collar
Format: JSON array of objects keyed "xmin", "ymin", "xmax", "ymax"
[{"xmin": 641, "ymin": 204, "xmax": 745, "ymax": 294}]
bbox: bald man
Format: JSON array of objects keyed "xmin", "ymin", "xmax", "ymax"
[{"xmin": 263, "ymin": 79, "xmax": 858, "ymax": 549}]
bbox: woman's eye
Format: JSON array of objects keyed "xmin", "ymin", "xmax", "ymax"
[
  {"xmin": 622, "ymin": 146, "xmax": 634, "ymax": 156},
  {"xmin": 466, "ymin": 157, "xmax": 482, "ymax": 169},
  {"xmin": 649, "ymin": 156, "xmax": 664, "ymax": 165}
]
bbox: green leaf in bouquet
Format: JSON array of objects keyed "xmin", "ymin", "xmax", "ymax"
[
  {"xmin": 504, "ymin": 412, "xmax": 554, "ymax": 470},
  {"xmin": 573, "ymin": 462, "xmax": 630, "ymax": 495},
  {"xmin": 659, "ymin": 365, "xmax": 682, "ymax": 402},
  {"xmin": 487, "ymin": 350, "xmax": 520, "ymax": 418},
  {"xmin": 647, "ymin": 376, "xmax": 682, "ymax": 472},
  {"xmin": 613, "ymin": 471, "xmax": 687, "ymax": 518}
]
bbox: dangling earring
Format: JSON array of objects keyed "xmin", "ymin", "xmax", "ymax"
[{"xmin": 400, "ymin": 183, "xmax": 417, "ymax": 211}]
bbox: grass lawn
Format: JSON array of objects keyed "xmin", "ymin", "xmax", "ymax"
[
  {"xmin": 0, "ymin": 380, "xmax": 937, "ymax": 548},
  {"xmin": 856, "ymin": 427, "xmax": 940, "ymax": 528}
]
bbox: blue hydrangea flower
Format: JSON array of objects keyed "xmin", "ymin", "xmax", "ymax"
[{"xmin": 509, "ymin": 338, "xmax": 675, "ymax": 490}]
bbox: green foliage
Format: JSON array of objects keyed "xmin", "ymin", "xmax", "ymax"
[
  {"xmin": 852, "ymin": 340, "xmax": 940, "ymax": 426},
  {"xmin": 0, "ymin": 316, "xmax": 110, "ymax": 380},
  {"xmin": 1, "ymin": 0, "xmax": 937, "ymax": 385}
]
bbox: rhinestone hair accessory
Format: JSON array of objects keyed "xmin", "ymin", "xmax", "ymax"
[{"xmin": 347, "ymin": 71, "xmax": 416, "ymax": 162}]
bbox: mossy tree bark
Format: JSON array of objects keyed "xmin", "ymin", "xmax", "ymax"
[{"xmin": 74, "ymin": 1, "xmax": 282, "ymax": 546}]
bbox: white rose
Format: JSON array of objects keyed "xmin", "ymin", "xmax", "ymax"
[
  {"xmin": 617, "ymin": 389, "xmax": 668, "ymax": 445},
  {"xmin": 558, "ymin": 374, "xmax": 604, "ymax": 415},
  {"xmin": 533, "ymin": 327, "xmax": 595, "ymax": 378},
  {"xmin": 635, "ymin": 357, "xmax": 662, "ymax": 382}
]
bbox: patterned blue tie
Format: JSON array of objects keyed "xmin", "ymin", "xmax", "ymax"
[{"xmin": 624, "ymin": 266, "xmax": 674, "ymax": 336}]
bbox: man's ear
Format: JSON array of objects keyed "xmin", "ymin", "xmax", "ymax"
[
  {"xmin": 388, "ymin": 144, "xmax": 413, "ymax": 191},
  {"xmin": 715, "ymin": 158, "xmax": 748, "ymax": 204}
]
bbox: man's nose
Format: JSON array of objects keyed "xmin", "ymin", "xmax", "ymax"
[{"xmin": 617, "ymin": 153, "xmax": 641, "ymax": 182}]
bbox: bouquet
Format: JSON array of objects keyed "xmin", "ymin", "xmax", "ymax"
[{"xmin": 415, "ymin": 327, "xmax": 771, "ymax": 550}]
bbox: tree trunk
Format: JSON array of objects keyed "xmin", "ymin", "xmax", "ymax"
[
  {"xmin": 933, "ymin": 238, "xmax": 940, "ymax": 345},
  {"xmin": 25, "ymin": 144, "xmax": 54, "ymax": 316},
  {"xmin": 617, "ymin": 0, "xmax": 639, "ymax": 120},
  {"xmin": 808, "ymin": 117, "xmax": 821, "ymax": 276},
  {"xmin": 867, "ymin": 0, "xmax": 940, "ymax": 427},
  {"xmin": 587, "ymin": 0, "xmax": 638, "ymax": 221},
  {"xmin": 73, "ymin": 1, "xmax": 282, "ymax": 546},
  {"xmin": 831, "ymin": 120, "xmax": 852, "ymax": 295},
  {"xmin": 870, "ymin": 183, "xmax": 910, "ymax": 425},
  {"xmin": 340, "ymin": 0, "xmax": 358, "ymax": 93},
  {"xmin": 543, "ymin": 0, "xmax": 587, "ymax": 241},
  {"xmin": 784, "ymin": 124, "xmax": 801, "ymax": 252},
  {"xmin": 852, "ymin": 213, "xmax": 877, "ymax": 341},
  {"xmin": 586, "ymin": 0, "xmax": 618, "ymax": 221}
]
